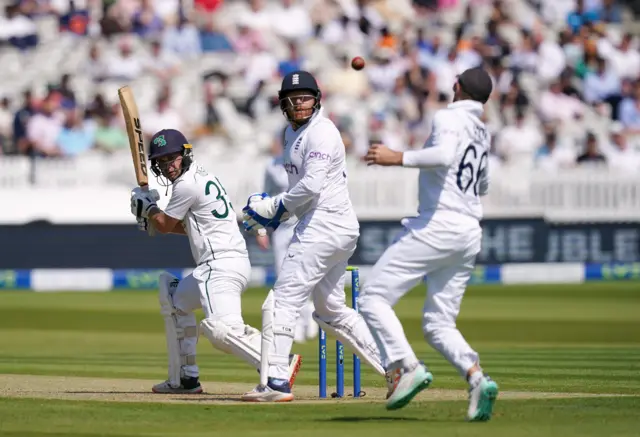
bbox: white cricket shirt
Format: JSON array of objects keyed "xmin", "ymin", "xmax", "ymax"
[
  {"xmin": 402, "ymin": 100, "xmax": 491, "ymax": 222},
  {"xmin": 281, "ymin": 108, "xmax": 356, "ymax": 224},
  {"xmin": 165, "ymin": 162, "xmax": 248, "ymax": 265}
]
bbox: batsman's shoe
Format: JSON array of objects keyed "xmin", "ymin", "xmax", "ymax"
[
  {"xmin": 152, "ymin": 376, "xmax": 203, "ymax": 394},
  {"xmin": 241, "ymin": 378, "xmax": 294, "ymax": 402},
  {"xmin": 386, "ymin": 364, "xmax": 433, "ymax": 411},
  {"xmin": 467, "ymin": 375, "xmax": 499, "ymax": 422}
]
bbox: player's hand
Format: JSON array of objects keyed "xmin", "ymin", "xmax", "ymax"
[
  {"xmin": 364, "ymin": 143, "xmax": 403, "ymax": 166},
  {"xmin": 131, "ymin": 187, "xmax": 160, "ymax": 218},
  {"xmin": 256, "ymin": 233, "xmax": 270, "ymax": 250},
  {"xmin": 242, "ymin": 192, "xmax": 290, "ymax": 230}
]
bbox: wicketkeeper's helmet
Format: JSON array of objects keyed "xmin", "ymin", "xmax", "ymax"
[{"xmin": 278, "ymin": 70, "xmax": 322, "ymax": 124}]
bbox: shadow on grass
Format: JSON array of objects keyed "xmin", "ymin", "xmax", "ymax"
[{"xmin": 320, "ymin": 416, "xmax": 425, "ymax": 422}]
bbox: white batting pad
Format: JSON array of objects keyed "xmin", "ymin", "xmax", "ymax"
[
  {"xmin": 199, "ymin": 319, "xmax": 262, "ymax": 369},
  {"xmin": 260, "ymin": 290, "xmax": 275, "ymax": 387},
  {"xmin": 313, "ymin": 312, "xmax": 385, "ymax": 376},
  {"xmin": 158, "ymin": 272, "xmax": 183, "ymax": 387}
]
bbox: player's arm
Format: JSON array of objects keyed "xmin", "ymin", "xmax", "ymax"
[
  {"xmin": 169, "ymin": 221, "xmax": 187, "ymax": 235},
  {"xmin": 148, "ymin": 182, "xmax": 195, "ymax": 234},
  {"xmin": 280, "ymin": 126, "xmax": 335, "ymax": 211},
  {"xmin": 365, "ymin": 111, "xmax": 459, "ymax": 168}
]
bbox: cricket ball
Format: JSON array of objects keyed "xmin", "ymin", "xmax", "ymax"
[{"xmin": 351, "ymin": 56, "xmax": 365, "ymax": 71}]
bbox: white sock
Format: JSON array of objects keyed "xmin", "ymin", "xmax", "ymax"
[{"xmin": 468, "ymin": 370, "xmax": 483, "ymax": 388}]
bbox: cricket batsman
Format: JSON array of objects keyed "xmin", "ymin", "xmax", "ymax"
[
  {"xmin": 259, "ymin": 134, "xmax": 318, "ymax": 344},
  {"xmin": 130, "ymin": 129, "xmax": 301, "ymax": 394},
  {"xmin": 240, "ymin": 71, "xmax": 393, "ymax": 402},
  {"xmin": 358, "ymin": 67, "xmax": 499, "ymax": 420}
]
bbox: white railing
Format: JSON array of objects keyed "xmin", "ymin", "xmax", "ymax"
[{"xmin": 1, "ymin": 154, "xmax": 640, "ymax": 223}]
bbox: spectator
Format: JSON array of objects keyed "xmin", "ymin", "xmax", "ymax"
[
  {"xmin": 94, "ymin": 112, "xmax": 129, "ymax": 154},
  {"xmin": 0, "ymin": 98, "xmax": 12, "ymax": 153},
  {"xmin": 105, "ymin": 39, "xmax": 144, "ymax": 81},
  {"xmin": 84, "ymin": 44, "xmax": 108, "ymax": 83},
  {"xmin": 495, "ymin": 109, "xmax": 542, "ymax": 169},
  {"xmin": 144, "ymin": 39, "xmax": 182, "ymax": 81},
  {"xmin": 567, "ymin": 0, "xmax": 600, "ymax": 34},
  {"xmin": 56, "ymin": 109, "xmax": 95, "ymax": 156},
  {"xmin": 278, "ymin": 41, "xmax": 305, "ymax": 78},
  {"xmin": 323, "ymin": 54, "xmax": 370, "ymax": 99},
  {"xmin": 538, "ymin": 80, "xmax": 585, "ymax": 122},
  {"xmin": 597, "ymin": 33, "xmax": 640, "ymax": 81},
  {"xmin": 0, "ymin": 4, "xmax": 39, "ymax": 51},
  {"xmin": 533, "ymin": 32, "xmax": 566, "ymax": 83},
  {"xmin": 58, "ymin": 74, "xmax": 76, "ymax": 108},
  {"xmin": 576, "ymin": 132, "xmax": 607, "ymax": 165},
  {"xmin": 238, "ymin": 0, "xmax": 272, "ymax": 33},
  {"xmin": 51, "ymin": 0, "xmax": 90, "ymax": 36},
  {"xmin": 605, "ymin": 123, "xmax": 640, "ymax": 172},
  {"xmin": 243, "ymin": 42, "xmax": 278, "ymax": 93},
  {"xmin": 131, "ymin": 0, "xmax": 164, "ymax": 39},
  {"xmin": 199, "ymin": 18, "xmax": 234, "ymax": 53},
  {"xmin": 598, "ymin": 0, "xmax": 623, "ymax": 23},
  {"xmin": 25, "ymin": 96, "xmax": 63, "ymax": 157},
  {"xmin": 535, "ymin": 127, "xmax": 576, "ymax": 172},
  {"xmin": 583, "ymin": 57, "xmax": 621, "ymax": 106},
  {"xmin": 162, "ymin": 14, "xmax": 202, "ymax": 59},
  {"xmin": 271, "ymin": 0, "xmax": 313, "ymax": 41},
  {"xmin": 618, "ymin": 81, "xmax": 640, "ymax": 133},
  {"xmin": 143, "ymin": 95, "xmax": 184, "ymax": 138},
  {"xmin": 12, "ymin": 91, "xmax": 35, "ymax": 156}
]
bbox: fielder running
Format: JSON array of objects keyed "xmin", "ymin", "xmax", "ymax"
[
  {"xmin": 240, "ymin": 71, "xmax": 392, "ymax": 402},
  {"xmin": 260, "ymin": 135, "xmax": 318, "ymax": 344},
  {"xmin": 359, "ymin": 67, "xmax": 499, "ymax": 420},
  {"xmin": 130, "ymin": 129, "xmax": 301, "ymax": 394}
]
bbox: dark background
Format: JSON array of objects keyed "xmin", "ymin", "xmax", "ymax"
[{"xmin": 1, "ymin": 219, "xmax": 638, "ymax": 269}]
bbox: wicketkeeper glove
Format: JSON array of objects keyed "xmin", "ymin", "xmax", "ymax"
[{"xmin": 242, "ymin": 192, "xmax": 290, "ymax": 232}]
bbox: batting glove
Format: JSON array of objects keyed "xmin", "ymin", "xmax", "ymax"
[
  {"xmin": 131, "ymin": 187, "xmax": 160, "ymax": 218},
  {"xmin": 137, "ymin": 217, "xmax": 149, "ymax": 232}
]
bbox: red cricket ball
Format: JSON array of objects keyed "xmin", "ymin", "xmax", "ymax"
[{"xmin": 351, "ymin": 56, "xmax": 365, "ymax": 71}]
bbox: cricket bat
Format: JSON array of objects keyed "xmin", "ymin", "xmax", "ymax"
[{"xmin": 118, "ymin": 85, "xmax": 155, "ymax": 236}]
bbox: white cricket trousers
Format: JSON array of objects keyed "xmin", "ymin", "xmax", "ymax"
[
  {"xmin": 273, "ymin": 218, "xmax": 317, "ymax": 342},
  {"xmin": 169, "ymin": 257, "xmax": 251, "ymax": 377},
  {"xmin": 268, "ymin": 209, "xmax": 359, "ymax": 379},
  {"xmin": 359, "ymin": 213, "xmax": 482, "ymax": 377}
]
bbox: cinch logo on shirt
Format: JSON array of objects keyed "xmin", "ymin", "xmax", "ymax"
[
  {"xmin": 308, "ymin": 151, "xmax": 331, "ymax": 161},
  {"xmin": 284, "ymin": 162, "xmax": 299, "ymax": 174}
]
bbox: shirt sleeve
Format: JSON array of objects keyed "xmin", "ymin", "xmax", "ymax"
[
  {"xmin": 165, "ymin": 180, "xmax": 197, "ymax": 220},
  {"xmin": 402, "ymin": 110, "xmax": 459, "ymax": 168},
  {"xmin": 281, "ymin": 123, "xmax": 337, "ymax": 211}
]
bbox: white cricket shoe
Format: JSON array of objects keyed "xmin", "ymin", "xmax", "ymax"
[
  {"xmin": 386, "ymin": 363, "xmax": 433, "ymax": 410},
  {"xmin": 467, "ymin": 375, "xmax": 499, "ymax": 421},
  {"xmin": 241, "ymin": 379, "xmax": 294, "ymax": 402},
  {"xmin": 152, "ymin": 376, "xmax": 203, "ymax": 394}
]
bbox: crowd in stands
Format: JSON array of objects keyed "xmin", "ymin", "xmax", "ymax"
[{"xmin": 0, "ymin": 0, "xmax": 639, "ymax": 177}]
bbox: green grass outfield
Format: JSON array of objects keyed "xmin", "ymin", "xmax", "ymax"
[{"xmin": 0, "ymin": 283, "xmax": 639, "ymax": 436}]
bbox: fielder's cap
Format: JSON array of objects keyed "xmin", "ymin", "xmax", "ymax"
[
  {"xmin": 457, "ymin": 67, "xmax": 493, "ymax": 103},
  {"xmin": 149, "ymin": 129, "xmax": 191, "ymax": 160},
  {"xmin": 279, "ymin": 70, "xmax": 320, "ymax": 98}
]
